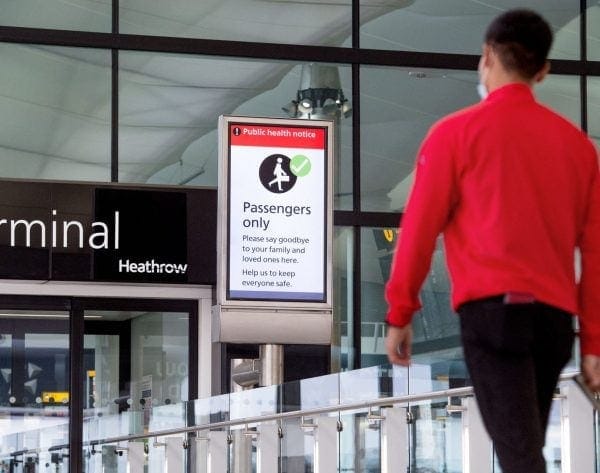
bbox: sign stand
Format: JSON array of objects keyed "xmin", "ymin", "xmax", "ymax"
[{"xmin": 213, "ymin": 116, "xmax": 334, "ymax": 346}]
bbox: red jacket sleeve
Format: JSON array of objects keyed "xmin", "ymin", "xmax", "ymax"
[
  {"xmin": 385, "ymin": 122, "xmax": 459, "ymax": 327},
  {"xmin": 578, "ymin": 142, "xmax": 600, "ymax": 356}
]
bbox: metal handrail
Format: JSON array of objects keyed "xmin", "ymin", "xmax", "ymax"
[
  {"xmin": 81, "ymin": 370, "xmax": 580, "ymax": 448},
  {"xmin": 2, "ymin": 370, "xmax": 581, "ymax": 456},
  {"xmin": 85, "ymin": 386, "xmax": 474, "ymax": 447}
]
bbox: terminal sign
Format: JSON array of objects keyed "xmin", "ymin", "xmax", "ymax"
[{"xmin": 227, "ymin": 122, "xmax": 328, "ymax": 302}]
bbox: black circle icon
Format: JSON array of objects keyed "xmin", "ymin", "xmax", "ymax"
[
  {"xmin": 259, "ymin": 154, "xmax": 297, "ymax": 193},
  {"xmin": 233, "ymin": 127, "xmax": 241, "ymax": 136}
]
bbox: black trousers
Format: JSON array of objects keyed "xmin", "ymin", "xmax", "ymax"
[{"xmin": 458, "ymin": 297, "xmax": 574, "ymax": 473}]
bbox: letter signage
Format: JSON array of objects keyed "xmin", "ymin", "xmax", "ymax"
[
  {"xmin": 218, "ymin": 116, "xmax": 333, "ymax": 307},
  {"xmin": 0, "ymin": 181, "xmax": 217, "ymax": 284}
]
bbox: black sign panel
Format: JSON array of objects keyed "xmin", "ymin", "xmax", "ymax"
[
  {"xmin": 0, "ymin": 180, "xmax": 217, "ymax": 284},
  {"xmin": 93, "ymin": 189, "xmax": 188, "ymax": 283}
]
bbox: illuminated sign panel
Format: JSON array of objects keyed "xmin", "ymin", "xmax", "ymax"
[{"xmin": 220, "ymin": 117, "xmax": 332, "ymax": 305}]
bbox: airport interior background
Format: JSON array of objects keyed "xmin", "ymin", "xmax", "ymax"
[{"xmin": 0, "ymin": 1, "xmax": 599, "ymax": 471}]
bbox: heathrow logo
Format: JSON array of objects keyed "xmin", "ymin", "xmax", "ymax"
[{"xmin": 119, "ymin": 259, "xmax": 188, "ymax": 275}]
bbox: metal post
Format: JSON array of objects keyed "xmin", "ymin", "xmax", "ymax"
[
  {"xmin": 166, "ymin": 437, "xmax": 184, "ymax": 473},
  {"xmin": 257, "ymin": 346, "xmax": 282, "ymax": 472},
  {"xmin": 381, "ymin": 408, "xmax": 408, "ymax": 473},
  {"xmin": 195, "ymin": 431, "xmax": 228, "ymax": 473},
  {"xmin": 231, "ymin": 430, "xmax": 252, "ymax": 473},
  {"xmin": 462, "ymin": 397, "xmax": 492, "ymax": 473},
  {"xmin": 101, "ymin": 445, "xmax": 118, "ymax": 473},
  {"xmin": 561, "ymin": 384, "xmax": 595, "ymax": 473},
  {"xmin": 259, "ymin": 344, "xmax": 283, "ymax": 387},
  {"xmin": 314, "ymin": 417, "xmax": 338, "ymax": 473},
  {"xmin": 128, "ymin": 442, "xmax": 145, "ymax": 473},
  {"xmin": 231, "ymin": 359, "xmax": 255, "ymax": 473},
  {"xmin": 209, "ymin": 431, "xmax": 229, "ymax": 473},
  {"xmin": 257, "ymin": 424, "xmax": 279, "ymax": 473}
]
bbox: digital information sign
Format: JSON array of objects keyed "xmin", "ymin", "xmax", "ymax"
[{"xmin": 218, "ymin": 116, "xmax": 333, "ymax": 306}]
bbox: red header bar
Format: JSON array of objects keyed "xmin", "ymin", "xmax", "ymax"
[{"xmin": 230, "ymin": 124, "xmax": 326, "ymax": 149}]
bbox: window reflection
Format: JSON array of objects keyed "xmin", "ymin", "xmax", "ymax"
[
  {"xmin": 360, "ymin": 68, "xmax": 582, "ymax": 213},
  {"xmin": 587, "ymin": 1, "xmax": 600, "ymax": 60},
  {"xmin": 0, "ymin": 0, "xmax": 111, "ymax": 32},
  {"xmin": 360, "ymin": 66, "xmax": 477, "ymax": 212},
  {"xmin": 83, "ymin": 310, "xmax": 189, "ymax": 448},
  {"xmin": 360, "ymin": 0, "xmax": 580, "ymax": 59},
  {"xmin": 537, "ymin": 75, "xmax": 581, "ymax": 127},
  {"xmin": 361, "ymin": 228, "xmax": 460, "ymax": 369},
  {"xmin": 119, "ymin": 53, "xmax": 353, "ymax": 208},
  {"xmin": 0, "ymin": 44, "xmax": 111, "ymax": 182},
  {"xmin": 120, "ymin": 0, "xmax": 351, "ymax": 46}
]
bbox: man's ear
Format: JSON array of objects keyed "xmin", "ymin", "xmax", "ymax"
[
  {"xmin": 534, "ymin": 61, "xmax": 551, "ymax": 83},
  {"xmin": 481, "ymin": 44, "xmax": 494, "ymax": 68}
]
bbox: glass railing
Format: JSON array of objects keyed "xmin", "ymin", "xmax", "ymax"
[{"xmin": 0, "ymin": 365, "xmax": 597, "ymax": 472}]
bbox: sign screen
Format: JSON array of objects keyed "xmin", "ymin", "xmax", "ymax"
[{"xmin": 226, "ymin": 121, "xmax": 329, "ymax": 302}]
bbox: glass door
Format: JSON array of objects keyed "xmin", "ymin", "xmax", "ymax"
[
  {"xmin": 0, "ymin": 297, "xmax": 197, "ymax": 473},
  {"xmin": 83, "ymin": 309, "xmax": 191, "ymax": 473},
  {"xmin": 0, "ymin": 310, "xmax": 70, "ymax": 472}
]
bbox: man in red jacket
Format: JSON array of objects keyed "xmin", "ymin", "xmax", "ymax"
[{"xmin": 384, "ymin": 9, "xmax": 600, "ymax": 473}]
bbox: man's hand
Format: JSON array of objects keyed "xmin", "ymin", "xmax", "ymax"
[
  {"xmin": 582, "ymin": 354, "xmax": 600, "ymax": 392},
  {"xmin": 386, "ymin": 324, "xmax": 413, "ymax": 366}
]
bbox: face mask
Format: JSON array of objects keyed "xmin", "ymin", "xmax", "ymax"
[
  {"xmin": 477, "ymin": 82, "xmax": 488, "ymax": 100},
  {"xmin": 477, "ymin": 52, "xmax": 488, "ymax": 101}
]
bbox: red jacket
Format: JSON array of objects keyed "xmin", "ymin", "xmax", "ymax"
[{"xmin": 385, "ymin": 83, "xmax": 600, "ymax": 355}]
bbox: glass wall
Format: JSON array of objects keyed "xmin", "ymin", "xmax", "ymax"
[
  {"xmin": 120, "ymin": 0, "xmax": 352, "ymax": 46},
  {"xmin": 588, "ymin": 0, "xmax": 600, "ymax": 60},
  {"xmin": 537, "ymin": 75, "xmax": 581, "ymax": 126},
  {"xmin": 119, "ymin": 52, "xmax": 354, "ymax": 208},
  {"xmin": 360, "ymin": 66, "xmax": 478, "ymax": 212},
  {"xmin": 0, "ymin": 2, "xmax": 597, "ymax": 468},
  {"xmin": 0, "ymin": 0, "xmax": 111, "ymax": 32},
  {"xmin": 0, "ymin": 44, "xmax": 111, "ymax": 182},
  {"xmin": 360, "ymin": 0, "xmax": 581, "ymax": 59},
  {"xmin": 0, "ymin": 1, "xmax": 596, "ymax": 378},
  {"xmin": 360, "ymin": 228, "xmax": 459, "ymax": 369}
]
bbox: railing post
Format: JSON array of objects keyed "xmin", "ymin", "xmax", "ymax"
[
  {"xmin": 195, "ymin": 434, "xmax": 208, "ymax": 473},
  {"xmin": 232, "ymin": 429, "xmax": 253, "ymax": 473},
  {"xmin": 166, "ymin": 437, "xmax": 184, "ymax": 473},
  {"xmin": 462, "ymin": 397, "xmax": 492, "ymax": 473},
  {"xmin": 257, "ymin": 423, "xmax": 279, "ymax": 473},
  {"xmin": 196, "ymin": 430, "xmax": 229, "ymax": 473},
  {"xmin": 129, "ymin": 442, "xmax": 145, "ymax": 473},
  {"xmin": 102, "ymin": 445, "xmax": 118, "ymax": 472},
  {"xmin": 314, "ymin": 416, "xmax": 338, "ymax": 473},
  {"xmin": 195, "ymin": 430, "xmax": 229, "ymax": 473},
  {"xmin": 560, "ymin": 384, "xmax": 595, "ymax": 473},
  {"xmin": 381, "ymin": 408, "xmax": 408, "ymax": 473}
]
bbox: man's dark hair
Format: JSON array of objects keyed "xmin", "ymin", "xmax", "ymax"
[{"xmin": 485, "ymin": 9, "xmax": 553, "ymax": 79}]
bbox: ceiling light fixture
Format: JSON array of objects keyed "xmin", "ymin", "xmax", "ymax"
[{"xmin": 283, "ymin": 64, "xmax": 352, "ymax": 120}]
